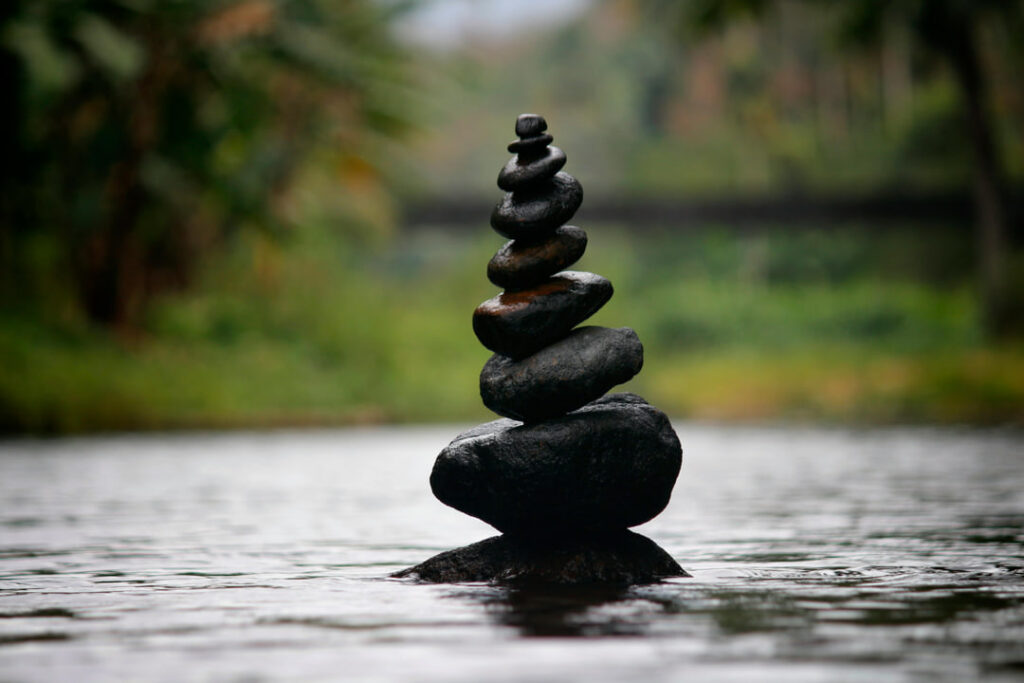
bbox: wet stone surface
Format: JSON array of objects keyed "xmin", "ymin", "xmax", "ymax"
[
  {"xmin": 472, "ymin": 271, "xmax": 612, "ymax": 359},
  {"xmin": 515, "ymin": 113, "xmax": 547, "ymax": 138},
  {"xmin": 394, "ymin": 531, "xmax": 687, "ymax": 585},
  {"xmin": 480, "ymin": 326, "xmax": 643, "ymax": 422},
  {"xmin": 490, "ymin": 172, "xmax": 583, "ymax": 241},
  {"xmin": 507, "ymin": 133, "xmax": 554, "ymax": 155},
  {"xmin": 497, "ymin": 146, "xmax": 567, "ymax": 191},
  {"xmin": 487, "ymin": 224, "xmax": 587, "ymax": 290},
  {"xmin": 429, "ymin": 393, "xmax": 683, "ymax": 537}
]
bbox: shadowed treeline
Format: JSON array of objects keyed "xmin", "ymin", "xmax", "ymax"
[
  {"xmin": 0, "ymin": 0, "xmax": 414, "ymax": 329},
  {"xmin": 404, "ymin": 188, "xmax": 1024, "ymax": 229},
  {"xmin": 0, "ymin": 0, "xmax": 1022, "ymax": 433}
]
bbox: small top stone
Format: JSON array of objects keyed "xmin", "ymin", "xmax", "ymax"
[{"xmin": 516, "ymin": 114, "xmax": 547, "ymax": 138}]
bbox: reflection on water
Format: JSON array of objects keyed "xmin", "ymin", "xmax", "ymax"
[
  {"xmin": 476, "ymin": 584, "xmax": 642, "ymax": 637},
  {"xmin": 0, "ymin": 424, "xmax": 1022, "ymax": 682}
]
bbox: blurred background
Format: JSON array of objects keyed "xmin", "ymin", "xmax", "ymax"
[{"xmin": 0, "ymin": 0, "xmax": 1021, "ymax": 434}]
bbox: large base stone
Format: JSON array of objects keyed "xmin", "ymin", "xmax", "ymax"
[
  {"xmin": 393, "ymin": 531, "xmax": 688, "ymax": 585},
  {"xmin": 431, "ymin": 393, "xmax": 682, "ymax": 536}
]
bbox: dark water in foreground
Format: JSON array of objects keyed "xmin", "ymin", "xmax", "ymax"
[{"xmin": 1, "ymin": 424, "xmax": 1022, "ymax": 682}]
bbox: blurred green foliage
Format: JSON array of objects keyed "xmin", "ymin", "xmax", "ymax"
[
  {"xmin": 2, "ymin": 220, "xmax": 1021, "ymax": 433},
  {"xmin": 0, "ymin": 1, "xmax": 1022, "ymax": 432},
  {"xmin": 408, "ymin": 0, "xmax": 1023, "ymax": 198},
  {"xmin": 0, "ymin": 0, "xmax": 414, "ymax": 327},
  {"xmin": 669, "ymin": 0, "xmax": 1024, "ymax": 335}
]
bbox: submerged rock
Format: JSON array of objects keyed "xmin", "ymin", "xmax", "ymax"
[
  {"xmin": 393, "ymin": 530, "xmax": 687, "ymax": 585},
  {"xmin": 480, "ymin": 326, "xmax": 643, "ymax": 422},
  {"xmin": 430, "ymin": 393, "xmax": 682, "ymax": 537}
]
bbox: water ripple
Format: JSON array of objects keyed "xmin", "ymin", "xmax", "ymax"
[{"xmin": 0, "ymin": 425, "xmax": 1021, "ymax": 682}]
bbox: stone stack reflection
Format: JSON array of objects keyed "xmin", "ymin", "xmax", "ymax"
[{"xmin": 396, "ymin": 114, "xmax": 686, "ymax": 584}]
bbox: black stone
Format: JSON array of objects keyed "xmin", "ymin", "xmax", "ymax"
[
  {"xmin": 487, "ymin": 225, "xmax": 587, "ymax": 290},
  {"xmin": 393, "ymin": 531, "xmax": 688, "ymax": 585},
  {"xmin": 480, "ymin": 326, "xmax": 642, "ymax": 422},
  {"xmin": 429, "ymin": 393, "xmax": 683, "ymax": 537},
  {"xmin": 497, "ymin": 146, "xmax": 567, "ymax": 191},
  {"xmin": 490, "ymin": 172, "xmax": 583, "ymax": 241},
  {"xmin": 507, "ymin": 133, "xmax": 553, "ymax": 154},
  {"xmin": 472, "ymin": 271, "xmax": 611, "ymax": 358},
  {"xmin": 515, "ymin": 113, "xmax": 547, "ymax": 138}
]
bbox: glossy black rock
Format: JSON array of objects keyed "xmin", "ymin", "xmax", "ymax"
[
  {"xmin": 507, "ymin": 133, "xmax": 554, "ymax": 154},
  {"xmin": 430, "ymin": 393, "xmax": 682, "ymax": 537},
  {"xmin": 393, "ymin": 530, "xmax": 687, "ymax": 584},
  {"xmin": 472, "ymin": 271, "xmax": 611, "ymax": 359},
  {"xmin": 497, "ymin": 146, "xmax": 567, "ymax": 191},
  {"xmin": 487, "ymin": 225, "xmax": 587, "ymax": 290},
  {"xmin": 480, "ymin": 326, "xmax": 642, "ymax": 422},
  {"xmin": 515, "ymin": 113, "xmax": 547, "ymax": 138},
  {"xmin": 490, "ymin": 172, "xmax": 583, "ymax": 241}
]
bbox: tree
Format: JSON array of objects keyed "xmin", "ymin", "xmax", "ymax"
[
  {"xmin": 0, "ymin": 0, "xmax": 414, "ymax": 329},
  {"xmin": 659, "ymin": 0, "xmax": 1021, "ymax": 337}
]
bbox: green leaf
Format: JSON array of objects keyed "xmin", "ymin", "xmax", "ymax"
[
  {"xmin": 1, "ymin": 19, "xmax": 79, "ymax": 94},
  {"xmin": 74, "ymin": 14, "xmax": 144, "ymax": 82}
]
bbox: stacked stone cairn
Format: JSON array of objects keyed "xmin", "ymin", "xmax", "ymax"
[{"xmin": 396, "ymin": 114, "xmax": 686, "ymax": 584}]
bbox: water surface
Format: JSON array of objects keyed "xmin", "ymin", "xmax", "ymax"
[{"xmin": 1, "ymin": 424, "xmax": 1022, "ymax": 681}]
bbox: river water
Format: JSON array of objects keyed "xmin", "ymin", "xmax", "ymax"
[{"xmin": 1, "ymin": 423, "xmax": 1022, "ymax": 682}]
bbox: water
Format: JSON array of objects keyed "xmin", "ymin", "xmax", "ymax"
[{"xmin": 1, "ymin": 424, "xmax": 1022, "ymax": 682}]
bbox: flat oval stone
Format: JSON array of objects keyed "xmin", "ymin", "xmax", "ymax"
[
  {"xmin": 487, "ymin": 225, "xmax": 587, "ymax": 290},
  {"xmin": 472, "ymin": 271, "xmax": 611, "ymax": 358},
  {"xmin": 497, "ymin": 146, "xmax": 567, "ymax": 191},
  {"xmin": 480, "ymin": 326, "xmax": 643, "ymax": 421},
  {"xmin": 490, "ymin": 172, "xmax": 583, "ymax": 241},
  {"xmin": 515, "ymin": 113, "xmax": 547, "ymax": 138},
  {"xmin": 507, "ymin": 133, "xmax": 553, "ymax": 154},
  {"xmin": 429, "ymin": 393, "xmax": 683, "ymax": 537}
]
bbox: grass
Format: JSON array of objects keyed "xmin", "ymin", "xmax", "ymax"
[
  {"xmin": 1, "ymin": 224, "xmax": 1021, "ymax": 434},
  {"xmin": 644, "ymin": 346, "xmax": 1024, "ymax": 424}
]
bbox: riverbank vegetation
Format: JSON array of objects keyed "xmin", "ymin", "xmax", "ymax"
[
  {"xmin": 1, "ymin": 0, "xmax": 1022, "ymax": 433},
  {"xmin": 2, "ymin": 223, "xmax": 1021, "ymax": 433}
]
